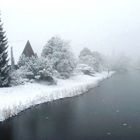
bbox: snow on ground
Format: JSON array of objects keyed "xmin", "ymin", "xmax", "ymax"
[{"xmin": 0, "ymin": 71, "xmax": 114, "ymax": 122}]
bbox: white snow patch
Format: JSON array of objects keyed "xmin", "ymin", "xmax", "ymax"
[{"xmin": 0, "ymin": 71, "xmax": 115, "ymax": 122}]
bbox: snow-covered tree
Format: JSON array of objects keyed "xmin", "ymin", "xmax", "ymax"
[
  {"xmin": 92, "ymin": 51, "xmax": 104, "ymax": 72},
  {"xmin": 79, "ymin": 48, "xmax": 104, "ymax": 72},
  {"xmin": 41, "ymin": 36, "xmax": 76, "ymax": 78},
  {"xmin": 18, "ymin": 54, "xmax": 30, "ymax": 67},
  {"xmin": 79, "ymin": 47, "xmax": 93, "ymax": 57},
  {"xmin": 0, "ymin": 15, "xmax": 10, "ymax": 87},
  {"xmin": 79, "ymin": 54, "xmax": 96, "ymax": 68},
  {"xmin": 79, "ymin": 48, "xmax": 95, "ymax": 68}
]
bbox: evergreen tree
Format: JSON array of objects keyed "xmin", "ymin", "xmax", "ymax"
[
  {"xmin": 0, "ymin": 15, "xmax": 10, "ymax": 87},
  {"xmin": 18, "ymin": 54, "xmax": 29, "ymax": 67}
]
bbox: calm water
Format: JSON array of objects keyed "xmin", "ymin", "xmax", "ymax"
[{"xmin": 0, "ymin": 71, "xmax": 140, "ymax": 140}]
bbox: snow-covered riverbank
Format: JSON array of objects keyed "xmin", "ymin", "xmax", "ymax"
[{"xmin": 0, "ymin": 71, "xmax": 114, "ymax": 122}]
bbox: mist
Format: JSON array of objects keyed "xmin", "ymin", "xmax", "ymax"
[{"xmin": 1, "ymin": 0, "xmax": 140, "ymax": 60}]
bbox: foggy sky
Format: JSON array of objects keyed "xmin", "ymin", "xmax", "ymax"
[{"xmin": 0, "ymin": 0, "xmax": 140, "ymax": 58}]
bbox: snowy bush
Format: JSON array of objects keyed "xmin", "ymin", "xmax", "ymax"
[
  {"xmin": 10, "ymin": 68, "xmax": 29, "ymax": 86},
  {"xmin": 17, "ymin": 55, "xmax": 56, "ymax": 84},
  {"xmin": 41, "ymin": 36, "xmax": 76, "ymax": 79},
  {"xmin": 76, "ymin": 64, "xmax": 95, "ymax": 76},
  {"xmin": 79, "ymin": 47, "xmax": 104, "ymax": 72}
]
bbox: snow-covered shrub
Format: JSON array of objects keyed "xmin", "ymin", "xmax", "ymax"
[
  {"xmin": 55, "ymin": 58, "xmax": 76, "ymax": 78},
  {"xmin": 10, "ymin": 68, "xmax": 29, "ymax": 86},
  {"xmin": 79, "ymin": 47, "xmax": 104, "ymax": 72},
  {"xmin": 76, "ymin": 64, "xmax": 95, "ymax": 76},
  {"xmin": 17, "ymin": 56, "xmax": 56, "ymax": 84},
  {"xmin": 41, "ymin": 36, "xmax": 76, "ymax": 79},
  {"xmin": 37, "ymin": 57, "xmax": 54, "ymax": 78}
]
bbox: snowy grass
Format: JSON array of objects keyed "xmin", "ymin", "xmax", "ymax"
[{"xmin": 0, "ymin": 71, "xmax": 115, "ymax": 122}]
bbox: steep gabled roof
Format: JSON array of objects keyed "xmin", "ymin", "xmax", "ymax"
[
  {"xmin": 22, "ymin": 40, "xmax": 35, "ymax": 57},
  {"xmin": 8, "ymin": 40, "xmax": 37, "ymax": 65}
]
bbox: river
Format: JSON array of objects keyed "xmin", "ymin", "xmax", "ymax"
[{"xmin": 0, "ymin": 70, "xmax": 140, "ymax": 140}]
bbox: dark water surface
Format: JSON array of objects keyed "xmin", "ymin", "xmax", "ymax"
[{"xmin": 1, "ymin": 71, "xmax": 140, "ymax": 140}]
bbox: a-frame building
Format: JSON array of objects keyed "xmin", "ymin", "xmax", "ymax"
[{"xmin": 22, "ymin": 40, "xmax": 35, "ymax": 57}]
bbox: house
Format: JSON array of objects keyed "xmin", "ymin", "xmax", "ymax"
[
  {"xmin": 22, "ymin": 40, "xmax": 36, "ymax": 57},
  {"xmin": 9, "ymin": 40, "xmax": 37, "ymax": 67}
]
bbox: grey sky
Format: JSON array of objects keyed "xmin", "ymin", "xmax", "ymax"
[{"xmin": 1, "ymin": 0, "xmax": 140, "ymax": 59}]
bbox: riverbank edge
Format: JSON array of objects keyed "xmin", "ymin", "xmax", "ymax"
[{"xmin": 0, "ymin": 71, "xmax": 115, "ymax": 122}]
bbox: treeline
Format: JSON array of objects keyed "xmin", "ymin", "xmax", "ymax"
[
  {"xmin": 0, "ymin": 11, "xmax": 107, "ymax": 87},
  {"xmin": 0, "ymin": 14, "xmax": 130, "ymax": 87},
  {"xmin": 10, "ymin": 36, "xmax": 108, "ymax": 86},
  {"xmin": 11, "ymin": 36, "xmax": 76, "ymax": 85}
]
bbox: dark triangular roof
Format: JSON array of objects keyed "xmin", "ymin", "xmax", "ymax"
[{"xmin": 22, "ymin": 40, "xmax": 35, "ymax": 57}]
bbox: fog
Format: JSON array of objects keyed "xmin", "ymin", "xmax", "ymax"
[{"xmin": 0, "ymin": 0, "xmax": 140, "ymax": 59}]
